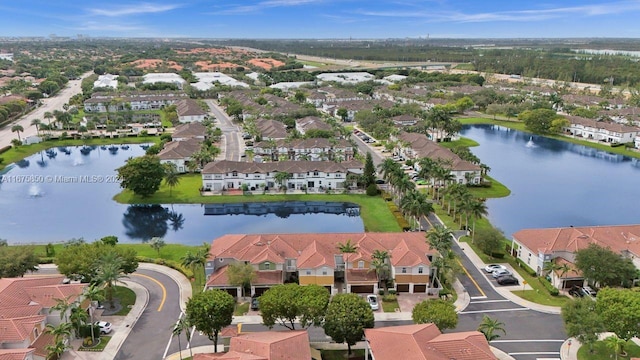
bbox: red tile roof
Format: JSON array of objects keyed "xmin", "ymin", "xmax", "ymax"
[
  {"xmin": 397, "ymin": 132, "xmax": 480, "ymax": 171},
  {"xmin": 230, "ymin": 331, "xmax": 311, "ymax": 360},
  {"xmin": 513, "ymin": 224, "xmax": 640, "ymax": 257},
  {"xmin": 0, "ymin": 304, "xmax": 42, "ymax": 319},
  {"xmin": 0, "ymin": 276, "xmax": 75, "ymax": 308},
  {"xmin": 0, "ymin": 315, "xmax": 45, "ymax": 343},
  {"xmin": 29, "ymin": 331, "xmax": 54, "ymax": 358},
  {"xmin": 365, "ymin": 323, "xmax": 496, "ymax": 360},
  {"xmin": 0, "ymin": 348, "xmax": 35, "ymax": 360}
]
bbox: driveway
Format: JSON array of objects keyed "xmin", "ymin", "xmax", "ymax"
[{"xmin": 205, "ymin": 100, "xmax": 242, "ymax": 161}]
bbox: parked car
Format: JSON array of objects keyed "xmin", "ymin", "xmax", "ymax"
[
  {"xmin": 95, "ymin": 321, "xmax": 112, "ymax": 334},
  {"xmin": 492, "ymin": 269, "xmax": 512, "ymax": 278},
  {"xmin": 496, "ymin": 275, "xmax": 519, "ymax": 285},
  {"xmin": 251, "ymin": 296, "xmax": 259, "ymax": 311},
  {"xmin": 375, "ymin": 179, "xmax": 386, "ymax": 184},
  {"xmin": 415, "ymin": 179, "xmax": 429, "ymax": 185},
  {"xmin": 367, "ymin": 295, "xmax": 379, "ymax": 311},
  {"xmin": 484, "ymin": 264, "xmax": 507, "ymax": 273},
  {"xmin": 582, "ymin": 285, "xmax": 597, "ymax": 298},
  {"xmin": 568, "ymin": 285, "xmax": 584, "ymax": 297}
]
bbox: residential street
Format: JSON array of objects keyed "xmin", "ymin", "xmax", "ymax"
[
  {"xmin": 0, "ymin": 72, "xmax": 91, "ymax": 148},
  {"xmin": 205, "ymin": 99, "xmax": 242, "ymax": 161}
]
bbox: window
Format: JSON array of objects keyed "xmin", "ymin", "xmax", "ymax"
[
  {"xmin": 245, "ymin": 174, "xmax": 248, "ymax": 178},
  {"xmin": 306, "ymin": 270, "xmax": 311, "ymax": 275},
  {"xmin": 264, "ymin": 262, "xmax": 271, "ymax": 270},
  {"xmin": 313, "ymin": 171, "xmax": 319, "ymax": 176},
  {"xmin": 401, "ymin": 267, "xmax": 407, "ymax": 274},
  {"xmin": 232, "ymin": 171, "xmax": 238, "ymax": 177},
  {"xmin": 418, "ymin": 267, "xmax": 424, "ymax": 274},
  {"xmin": 358, "ymin": 261, "xmax": 364, "ymax": 269},
  {"xmin": 34, "ymin": 327, "xmax": 39, "ymax": 338},
  {"xmin": 322, "ymin": 267, "xmax": 328, "ymax": 276}
]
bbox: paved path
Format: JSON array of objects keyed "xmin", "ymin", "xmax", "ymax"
[
  {"xmin": 205, "ymin": 99, "xmax": 242, "ymax": 161},
  {"xmin": 0, "ymin": 72, "xmax": 92, "ymax": 148}
]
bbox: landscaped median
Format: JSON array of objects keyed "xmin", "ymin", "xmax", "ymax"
[{"xmin": 113, "ymin": 178, "xmax": 402, "ymax": 233}]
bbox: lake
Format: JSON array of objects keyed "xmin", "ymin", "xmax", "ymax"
[
  {"xmin": 461, "ymin": 124, "xmax": 640, "ymax": 237},
  {"xmin": 0, "ymin": 145, "xmax": 363, "ymax": 245}
]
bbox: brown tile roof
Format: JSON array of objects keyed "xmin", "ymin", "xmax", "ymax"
[
  {"xmin": 0, "ymin": 348, "xmax": 35, "ymax": 360},
  {"xmin": 365, "ymin": 324, "xmax": 496, "ymax": 360},
  {"xmin": 29, "ymin": 331, "xmax": 54, "ymax": 358},
  {"xmin": 0, "ymin": 276, "xmax": 69, "ymax": 308},
  {"xmin": 0, "ymin": 315, "xmax": 45, "ymax": 342},
  {"xmin": 209, "ymin": 233, "xmax": 436, "ymax": 270},
  {"xmin": 566, "ymin": 115, "xmax": 639, "ymax": 134},
  {"xmin": 194, "ymin": 351, "xmax": 266, "ymax": 360},
  {"xmin": 256, "ymin": 119, "xmax": 287, "ymax": 139},
  {"xmin": 172, "ymin": 122, "xmax": 207, "ymax": 139},
  {"xmin": 202, "ymin": 160, "xmax": 353, "ymax": 175},
  {"xmin": 176, "ymin": 99, "xmax": 207, "ymax": 117},
  {"xmin": 230, "ymin": 331, "xmax": 311, "ymax": 360},
  {"xmin": 296, "ymin": 116, "xmax": 332, "ymax": 132},
  {"xmin": 397, "ymin": 132, "xmax": 481, "ymax": 171},
  {"xmin": 23, "ymin": 284, "xmax": 85, "ymax": 308},
  {"xmin": 513, "ymin": 224, "xmax": 640, "ymax": 257},
  {"xmin": 158, "ymin": 139, "xmax": 202, "ymax": 160}
]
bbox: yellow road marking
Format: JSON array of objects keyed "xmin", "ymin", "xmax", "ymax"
[
  {"xmin": 132, "ymin": 273, "xmax": 166, "ymax": 312},
  {"xmin": 456, "ymin": 259, "xmax": 486, "ymax": 297}
]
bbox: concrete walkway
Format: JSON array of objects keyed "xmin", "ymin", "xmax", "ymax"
[{"xmin": 559, "ymin": 334, "xmax": 640, "ymax": 360}]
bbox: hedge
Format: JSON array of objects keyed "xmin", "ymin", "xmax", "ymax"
[
  {"xmin": 515, "ymin": 258, "xmax": 537, "ymax": 276},
  {"xmin": 136, "ymin": 256, "xmax": 194, "ymax": 279},
  {"xmin": 0, "ymin": 145, "xmax": 11, "ymax": 154},
  {"xmin": 538, "ymin": 277, "xmax": 559, "ymax": 296}
]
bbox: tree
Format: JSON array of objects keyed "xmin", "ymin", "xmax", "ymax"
[
  {"xmin": 31, "ymin": 118, "xmax": 42, "ymax": 136},
  {"xmin": 173, "ymin": 316, "xmax": 194, "ymax": 360},
  {"xmin": 518, "ymin": 108, "xmax": 563, "ymax": 134},
  {"xmin": 226, "ymin": 262, "xmax": 256, "ymax": 297},
  {"xmin": 185, "ymin": 289, "xmax": 235, "ymax": 353},
  {"xmin": 181, "ymin": 251, "xmax": 199, "ymax": 279},
  {"xmin": 69, "ymin": 304, "xmax": 88, "ymax": 338},
  {"xmin": 477, "ymin": 315, "xmax": 506, "ymax": 341},
  {"xmin": 412, "ymin": 299, "xmax": 458, "ymax": 330},
  {"xmin": 55, "ymin": 242, "xmax": 138, "ymax": 284},
  {"xmin": 474, "ymin": 227, "xmax": 505, "ymax": 256},
  {"xmin": 336, "ymin": 108, "xmax": 348, "ymax": 121},
  {"xmin": 468, "ymin": 199, "xmax": 488, "ymax": 243},
  {"xmin": 562, "ymin": 298, "xmax": 605, "ymax": 353},
  {"xmin": 100, "ymin": 235, "xmax": 118, "ymax": 246},
  {"xmin": 337, "ymin": 239, "xmax": 358, "ymax": 293},
  {"xmin": 45, "ymin": 322, "xmax": 73, "ymax": 343},
  {"xmin": 95, "ymin": 251, "xmax": 128, "ymax": 309},
  {"xmin": 44, "ymin": 111, "xmax": 54, "ymax": 126},
  {"xmin": 149, "ymin": 237, "xmax": 166, "ymax": 257},
  {"xmin": 117, "ymin": 155, "xmax": 166, "ymax": 197},
  {"xmin": 575, "ymin": 244, "xmax": 637, "ymax": 287},
  {"xmin": 11, "ymin": 124, "xmax": 24, "ymax": 141},
  {"xmin": 194, "ymin": 244, "xmax": 211, "ymax": 281},
  {"xmin": 596, "ymin": 288, "xmax": 640, "ymax": 341},
  {"xmin": 323, "ymin": 293, "xmax": 374, "ymax": 356},
  {"xmin": 605, "ymin": 335, "xmax": 627, "ymax": 360},
  {"xmin": 273, "ymin": 171, "xmax": 292, "ymax": 192},
  {"xmin": 370, "ymin": 250, "xmax": 391, "ymax": 295},
  {"xmin": 0, "ymin": 246, "xmax": 40, "ymax": 277},
  {"xmin": 259, "ymin": 284, "xmax": 330, "ymax": 330},
  {"xmin": 362, "ymin": 152, "xmax": 376, "ymax": 187},
  {"xmin": 164, "ymin": 163, "xmax": 181, "ymax": 196},
  {"xmin": 426, "ymin": 225, "xmax": 453, "ymax": 255},
  {"xmin": 51, "ymin": 295, "xmax": 74, "ymax": 323},
  {"xmin": 45, "ymin": 337, "xmax": 72, "ymax": 360},
  {"xmin": 83, "ymin": 284, "xmax": 104, "ymax": 344}
]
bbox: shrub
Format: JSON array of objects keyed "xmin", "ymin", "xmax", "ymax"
[
  {"xmin": 366, "ymin": 184, "xmax": 379, "ymax": 196},
  {"xmin": 378, "ymin": 289, "xmax": 385, "ymax": 295},
  {"xmin": 388, "ymin": 289, "xmax": 397, "ymax": 295},
  {"xmin": 538, "ymin": 277, "xmax": 559, "ymax": 296},
  {"xmin": 160, "ymin": 133, "xmax": 172, "ymax": 142},
  {"xmin": 78, "ymin": 324, "xmax": 101, "ymax": 338},
  {"xmin": 0, "ymin": 145, "xmax": 11, "ymax": 154},
  {"xmin": 491, "ymin": 252, "xmax": 505, "ymax": 259},
  {"xmin": 382, "ymin": 294, "xmax": 397, "ymax": 302},
  {"xmin": 516, "ymin": 258, "xmax": 537, "ymax": 276}
]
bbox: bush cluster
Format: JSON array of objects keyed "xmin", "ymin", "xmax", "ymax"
[
  {"xmin": 136, "ymin": 256, "xmax": 194, "ymax": 279},
  {"xmin": 382, "ymin": 294, "xmax": 397, "ymax": 302},
  {"xmin": 538, "ymin": 277, "xmax": 559, "ymax": 296},
  {"xmin": 386, "ymin": 203, "xmax": 411, "ymax": 231},
  {"xmin": 515, "ymin": 258, "xmax": 537, "ymax": 276}
]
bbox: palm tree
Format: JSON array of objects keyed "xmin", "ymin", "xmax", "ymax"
[
  {"xmin": 45, "ymin": 337, "xmax": 72, "ymax": 360},
  {"xmin": 69, "ymin": 305, "xmax": 88, "ymax": 339},
  {"xmin": 370, "ymin": 250, "xmax": 391, "ymax": 295},
  {"xmin": 194, "ymin": 247, "xmax": 211, "ymax": 283},
  {"xmin": 401, "ymin": 191, "xmax": 433, "ymax": 230},
  {"xmin": 426, "ymin": 225, "xmax": 454, "ymax": 255},
  {"xmin": 11, "ymin": 124, "xmax": 24, "ymax": 141},
  {"xmin": 173, "ymin": 315, "xmax": 194, "ymax": 359},
  {"xmin": 51, "ymin": 295, "xmax": 74, "ymax": 323},
  {"xmin": 556, "ymin": 263, "xmax": 572, "ymax": 289},
  {"xmin": 31, "ymin": 118, "xmax": 42, "ymax": 136},
  {"xmin": 605, "ymin": 335, "xmax": 627, "ymax": 360},
  {"xmin": 96, "ymin": 252, "xmax": 128, "ymax": 309},
  {"xmin": 164, "ymin": 165, "xmax": 180, "ymax": 197},
  {"xmin": 477, "ymin": 315, "xmax": 506, "ymax": 341},
  {"xmin": 337, "ymin": 239, "xmax": 358, "ymax": 293},
  {"xmin": 83, "ymin": 284, "xmax": 104, "ymax": 343},
  {"xmin": 274, "ymin": 171, "xmax": 292, "ymax": 193},
  {"xmin": 44, "ymin": 111, "xmax": 53, "ymax": 126},
  {"xmin": 172, "ymin": 319, "xmax": 184, "ymax": 360},
  {"xmin": 181, "ymin": 251, "xmax": 199, "ymax": 280},
  {"xmin": 468, "ymin": 199, "xmax": 488, "ymax": 243},
  {"xmin": 45, "ymin": 322, "xmax": 73, "ymax": 343},
  {"xmin": 378, "ymin": 158, "xmax": 401, "ymax": 182}
]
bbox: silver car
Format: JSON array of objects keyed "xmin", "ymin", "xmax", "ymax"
[{"xmin": 367, "ymin": 295, "xmax": 379, "ymax": 311}]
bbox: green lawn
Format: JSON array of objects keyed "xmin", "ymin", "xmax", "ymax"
[
  {"xmin": 112, "ymin": 286, "xmax": 136, "ymax": 316},
  {"xmin": 234, "ymin": 302, "xmax": 250, "ymax": 316},
  {"xmin": 577, "ymin": 339, "xmax": 640, "ymax": 360},
  {"xmin": 382, "ymin": 299, "xmax": 400, "ymax": 313},
  {"xmin": 511, "ymin": 289, "xmax": 570, "ymax": 307},
  {"xmin": 0, "ymin": 136, "xmax": 161, "ymax": 171},
  {"xmin": 79, "ymin": 335, "xmax": 112, "ymax": 351},
  {"xmin": 438, "ymin": 136, "xmax": 480, "ymax": 149},
  {"xmin": 114, "ymin": 181, "xmax": 401, "ymax": 233},
  {"xmin": 468, "ymin": 175, "xmax": 511, "ymax": 198}
]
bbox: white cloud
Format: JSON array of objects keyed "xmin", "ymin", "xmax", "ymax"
[
  {"xmin": 357, "ymin": 1, "xmax": 640, "ymax": 23},
  {"xmin": 73, "ymin": 21, "xmax": 146, "ymax": 32},
  {"xmin": 88, "ymin": 2, "xmax": 181, "ymax": 17},
  {"xmin": 218, "ymin": 0, "xmax": 322, "ymax": 14}
]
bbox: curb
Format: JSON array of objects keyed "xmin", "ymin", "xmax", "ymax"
[{"xmin": 138, "ymin": 263, "xmax": 191, "ymax": 313}]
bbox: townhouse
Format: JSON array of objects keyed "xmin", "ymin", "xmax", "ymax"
[
  {"xmin": 253, "ymin": 138, "xmax": 354, "ymax": 162},
  {"xmin": 255, "ymin": 119, "xmax": 288, "ymax": 140},
  {"xmin": 158, "ymin": 138, "xmax": 202, "ymax": 173},
  {"xmin": 204, "ymin": 232, "xmax": 439, "ymax": 296},
  {"xmin": 201, "ymin": 160, "xmax": 362, "ymax": 192},
  {"xmin": 175, "ymin": 99, "xmax": 207, "ymax": 123},
  {"xmin": 295, "ymin": 116, "xmax": 333, "ymax": 135},
  {"xmin": 564, "ymin": 115, "xmax": 639, "ymax": 144},
  {"xmin": 171, "ymin": 122, "xmax": 207, "ymax": 141},
  {"xmin": 394, "ymin": 132, "xmax": 481, "ymax": 185},
  {"xmin": 365, "ymin": 324, "xmax": 497, "ymax": 360},
  {"xmin": 83, "ymin": 90, "xmax": 188, "ymax": 113},
  {"xmin": 194, "ymin": 330, "xmax": 314, "ymax": 360},
  {"xmin": 512, "ymin": 224, "xmax": 640, "ymax": 289},
  {"xmin": 0, "ymin": 276, "xmax": 86, "ymax": 360}
]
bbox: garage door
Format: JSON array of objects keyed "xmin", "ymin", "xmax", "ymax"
[
  {"xmin": 224, "ymin": 288, "xmax": 238, "ymax": 297},
  {"xmin": 564, "ymin": 279, "xmax": 583, "ymax": 289},
  {"xmin": 350, "ymin": 285, "xmax": 374, "ymax": 294},
  {"xmin": 413, "ymin": 285, "xmax": 427, "ymax": 293},
  {"xmin": 396, "ymin": 284, "xmax": 410, "ymax": 293},
  {"xmin": 254, "ymin": 287, "xmax": 270, "ymax": 296}
]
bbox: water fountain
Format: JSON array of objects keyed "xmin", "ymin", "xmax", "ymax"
[
  {"xmin": 73, "ymin": 157, "xmax": 84, "ymax": 166},
  {"xmin": 525, "ymin": 136, "xmax": 536, "ymax": 148},
  {"xmin": 28, "ymin": 184, "xmax": 43, "ymax": 197}
]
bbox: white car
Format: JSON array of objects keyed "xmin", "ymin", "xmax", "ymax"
[
  {"xmin": 367, "ymin": 295, "xmax": 379, "ymax": 311},
  {"xmin": 95, "ymin": 321, "xmax": 112, "ymax": 334},
  {"xmin": 492, "ymin": 269, "xmax": 511, "ymax": 278},
  {"xmin": 484, "ymin": 264, "xmax": 507, "ymax": 273}
]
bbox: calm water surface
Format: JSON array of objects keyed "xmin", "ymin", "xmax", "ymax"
[
  {"xmin": 0, "ymin": 145, "xmax": 363, "ymax": 245},
  {"xmin": 461, "ymin": 124, "xmax": 640, "ymax": 236}
]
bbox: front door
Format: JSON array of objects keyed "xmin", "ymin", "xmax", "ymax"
[{"xmin": 308, "ymin": 181, "xmax": 315, "ymax": 189}]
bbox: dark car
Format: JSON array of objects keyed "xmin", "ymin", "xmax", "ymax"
[
  {"xmin": 496, "ymin": 275, "xmax": 519, "ymax": 285},
  {"xmin": 250, "ymin": 297, "xmax": 259, "ymax": 311}
]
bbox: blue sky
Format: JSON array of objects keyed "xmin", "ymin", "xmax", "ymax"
[{"xmin": 2, "ymin": 0, "xmax": 640, "ymax": 38}]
